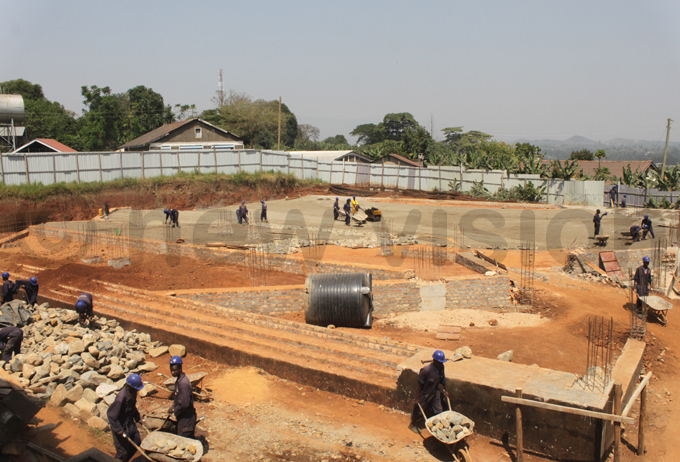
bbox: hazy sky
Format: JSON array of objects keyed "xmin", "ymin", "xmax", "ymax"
[{"xmin": 2, "ymin": 1, "xmax": 679, "ymax": 144}]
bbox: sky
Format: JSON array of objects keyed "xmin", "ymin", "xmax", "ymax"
[{"xmin": 1, "ymin": 1, "xmax": 679, "ymax": 144}]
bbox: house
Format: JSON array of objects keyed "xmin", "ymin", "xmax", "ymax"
[
  {"xmin": 118, "ymin": 118, "xmax": 244, "ymax": 151},
  {"xmin": 286, "ymin": 150, "xmax": 372, "ymax": 163},
  {"xmin": 372, "ymin": 153, "xmax": 425, "ymax": 168},
  {"xmin": 11, "ymin": 138, "xmax": 77, "ymax": 154}
]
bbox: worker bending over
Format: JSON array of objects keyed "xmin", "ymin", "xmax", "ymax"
[
  {"xmin": 633, "ymin": 256, "xmax": 652, "ymax": 312},
  {"xmin": 169, "ymin": 356, "xmax": 197, "ymax": 438},
  {"xmin": 641, "ymin": 215, "xmax": 655, "ymax": 239},
  {"xmin": 107, "ymin": 374, "xmax": 144, "ymax": 462},
  {"xmin": 237, "ymin": 201, "xmax": 249, "ymax": 225},
  {"xmin": 409, "ymin": 350, "xmax": 449, "ymax": 434},
  {"xmin": 16, "ymin": 277, "xmax": 39, "ymax": 306},
  {"xmin": 630, "ymin": 224, "xmax": 643, "ymax": 242},
  {"xmin": 0, "ymin": 326, "xmax": 23, "ymax": 362},
  {"xmin": 75, "ymin": 292, "xmax": 94, "ymax": 325},
  {"xmin": 351, "ymin": 195, "xmax": 360, "ymax": 215}
]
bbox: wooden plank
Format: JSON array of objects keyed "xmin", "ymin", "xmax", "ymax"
[
  {"xmin": 501, "ymin": 396, "xmax": 635, "ymax": 425},
  {"xmin": 638, "ymin": 382, "xmax": 646, "ymax": 456},
  {"xmin": 516, "ymin": 388, "xmax": 524, "ymax": 462},
  {"xmin": 622, "ymin": 372, "xmax": 652, "ymax": 417},
  {"xmin": 600, "ymin": 251, "xmax": 617, "ymax": 262},
  {"xmin": 474, "ymin": 250, "xmax": 508, "ymax": 271},
  {"xmin": 614, "ymin": 383, "xmax": 622, "ymax": 462}
]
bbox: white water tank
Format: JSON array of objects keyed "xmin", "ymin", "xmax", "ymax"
[{"xmin": 0, "ymin": 95, "xmax": 25, "ymax": 124}]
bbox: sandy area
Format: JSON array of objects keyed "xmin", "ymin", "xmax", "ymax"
[{"xmin": 375, "ymin": 308, "xmax": 548, "ymax": 331}]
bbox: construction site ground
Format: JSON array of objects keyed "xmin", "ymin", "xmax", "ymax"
[{"xmin": 2, "ymin": 195, "xmax": 679, "ymax": 462}]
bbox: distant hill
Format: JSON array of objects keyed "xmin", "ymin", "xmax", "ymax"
[{"xmin": 508, "ymin": 135, "xmax": 680, "ymax": 163}]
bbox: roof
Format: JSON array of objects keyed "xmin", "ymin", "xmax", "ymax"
[
  {"xmin": 11, "ymin": 138, "xmax": 77, "ymax": 153},
  {"xmin": 541, "ymin": 160, "xmax": 656, "ymax": 178},
  {"xmin": 286, "ymin": 150, "xmax": 372, "ymax": 162},
  {"xmin": 374, "ymin": 153, "xmax": 424, "ymax": 168},
  {"xmin": 118, "ymin": 118, "xmax": 242, "ymax": 150}
]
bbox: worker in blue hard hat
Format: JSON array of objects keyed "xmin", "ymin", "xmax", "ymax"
[
  {"xmin": 633, "ymin": 256, "xmax": 652, "ymax": 312},
  {"xmin": 16, "ymin": 276, "xmax": 39, "ymax": 306},
  {"xmin": 237, "ymin": 200, "xmax": 249, "ymax": 225},
  {"xmin": 593, "ymin": 209, "xmax": 607, "ymax": 238},
  {"xmin": 169, "ymin": 355, "xmax": 197, "ymax": 438},
  {"xmin": 409, "ymin": 349, "xmax": 449, "ymax": 434},
  {"xmin": 107, "ymin": 373, "xmax": 144, "ymax": 462},
  {"xmin": 1, "ymin": 272, "xmax": 18, "ymax": 305},
  {"xmin": 641, "ymin": 214, "xmax": 655, "ymax": 240},
  {"xmin": 75, "ymin": 292, "xmax": 94, "ymax": 326},
  {"xmin": 333, "ymin": 197, "xmax": 340, "ymax": 221}
]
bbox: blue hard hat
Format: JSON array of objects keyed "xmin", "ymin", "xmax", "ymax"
[
  {"xmin": 336, "ymin": 197, "xmax": 339, "ymax": 200},
  {"xmin": 169, "ymin": 356, "xmax": 183, "ymax": 365},
  {"xmin": 432, "ymin": 350, "xmax": 447, "ymax": 363},
  {"xmin": 1, "ymin": 272, "xmax": 8, "ymax": 279},
  {"xmin": 260, "ymin": 199, "xmax": 264, "ymax": 203},
  {"xmin": 75, "ymin": 300, "xmax": 87, "ymax": 310},
  {"xmin": 164, "ymin": 208, "xmax": 168, "ymax": 213},
  {"xmin": 126, "ymin": 373, "xmax": 144, "ymax": 391},
  {"xmin": 644, "ymin": 215, "xmax": 649, "ymax": 219},
  {"xmin": 643, "ymin": 256, "xmax": 650, "ymax": 263},
  {"xmin": 29, "ymin": 277, "xmax": 38, "ymax": 285}
]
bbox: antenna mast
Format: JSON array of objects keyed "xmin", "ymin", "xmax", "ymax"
[{"xmin": 218, "ymin": 69, "xmax": 225, "ymax": 105}]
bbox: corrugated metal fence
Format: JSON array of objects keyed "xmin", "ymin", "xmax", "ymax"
[{"xmin": 0, "ymin": 150, "xmax": 604, "ymax": 206}]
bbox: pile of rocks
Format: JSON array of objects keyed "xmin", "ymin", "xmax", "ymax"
[
  {"xmin": 1, "ymin": 302, "xmax": 163, "ymax": 432},
  {"xmin": 425, "ymin": 411, "xmax": 473, "ymax": 443}
]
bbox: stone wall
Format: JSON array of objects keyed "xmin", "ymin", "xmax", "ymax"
[{"xmin": 446, "ymin": 275, "xmax": 512, "ymax": 309}]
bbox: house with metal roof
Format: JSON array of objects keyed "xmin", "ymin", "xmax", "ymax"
[
  {"xmin": 118, "ymin": 118, "xmax": 244, "ymax": 152},
  {"xmin": 11, "ymin": 138, "xmax": 77, "ymax": 154},
  {"xmin": 372, "ymin": 153, "xmax": 425, "ymax": 168},
  {"xmin": 286, "ymin": 150, "xmax": 372, "ymax": 163}
]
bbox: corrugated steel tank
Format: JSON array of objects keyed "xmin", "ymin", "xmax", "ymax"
[
  {"xmin": 0, "ymin": 95, "xmax": 25, "ymax": 124},
  {"xmin": 304, "ymin": 273, "xmax": 373, "ymax": 328}
]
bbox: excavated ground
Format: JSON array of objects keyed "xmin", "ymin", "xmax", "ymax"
[{"xmin": 1, "ymin": 194, "xmax": 679, "ymax": 461}]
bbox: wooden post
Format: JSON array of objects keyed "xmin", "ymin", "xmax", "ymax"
[
  {"xmin": 355, "ymin": 161, "xmax": 359, "ymax": 187},
  {"xmin": 287, "ymin": 155, "xmax": 290, "ymax": 175},
  {"xmin": 419, "ymin": 166, "xmax": 422, "ymax": 191},
  {"xmin": 315, "ymin": 158, "xmax": 319, "ymax": 180},
  {"xmin": 52, "ymin": 153, "xmax": 57, "ymax": 184},
  {"xmin": 213, "ymin": 148, "xmax": 218, "ymax": 174},
  {"xmin": 301, "ymin": 154, "xmax": 304, "ymax": 180},
  {"xmin": 197, "ymin": 149, "xmax": 201, "ymax": 173},
  {"xmin": 141, "ymin": 152, "xmax": 145, "ymax": 178},
  {"xmin": 614, "ymin": 383, "xmax": 622, "ymax": 462},
  {"xmin": 75, "ymin": 153, "xmax": 80, "ymax": 183},
  {"xmin": 381, "ymin": 162, "xmax": 385, "ymax": 190},
  {"xmin": 515, "ymin": 388, "xmax": 524, "ymax": 462},
  {"xmin": 97, "ymin": 152, "xmax": 103, "ymax": 182},
  {"xmin": 176, "ymin": 151, "xmax": 181, "ymax": 174},
  {"xmin": 120, "ymin": 152, "xmax": 124, "ymax": 179},
  {"xmin": 341, "ymin": 160, "xmax": 345, "ymax": 185},
  {"xmin": 439, "ymin": 165, "xmax": 442, "ymax": 191},
  {"xmin": 238, "ymin": 150, "xmax": 242, "ymax": 173},
  {"xmin": 24, "ymin": 153, "xmax": 30, "ymax": 184},
  {"xmin": 259, "ymin": 150, "xmax": 263, "ymax": 172},
  {"xmin": 329, "ymin": 161, "xmax": 333, "ymax": 184},
  {"xmin": 159, "ymin": 151, "xmax": 164, "ymax": 176},
  {"xmin": 638, "ymin": 383, "xmax": 646, "ymax": 456},
  {"xmin": 0, "ymin": 153, "xmax": 5, "ymax": 185},
  {"xmin": 397, "ymin": 165, "xmax": 401, "ymax": 190}
]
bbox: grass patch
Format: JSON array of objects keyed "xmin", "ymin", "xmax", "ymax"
[{"xmin": 0, "ymin": 171, "xmax": 325, "ymax": 202}]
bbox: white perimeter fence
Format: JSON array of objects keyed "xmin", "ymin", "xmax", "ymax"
[{"xmin": 0, "ymin": 149, "xmax": 604, "ymax": 206}]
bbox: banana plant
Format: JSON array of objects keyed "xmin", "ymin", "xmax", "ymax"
[{"xmin": 547, "ymin": 160, "xmax": 581, "ymax": 180}]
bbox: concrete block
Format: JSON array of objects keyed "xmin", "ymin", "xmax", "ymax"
[{"xmin": 419, "ymin": 283, "xmax": 445, "ymax": 311}]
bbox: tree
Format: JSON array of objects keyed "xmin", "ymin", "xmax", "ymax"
[
  {"xmin": 78, "ymin": 85, "xmax": 126, "ymax": 151},
  {"xmin": 382, "ymin": 113, "xmax": 419, "ymax": 141},
  {"xmin": 595, "ymin": 149, "xmax": 607, "ymax": 170},
  {"xmin": 402, "ymin": 126, "xmax": 433, "ymax": 159},
  {"xmin": 323, "ymin": 134, "xmax": 348, "ymax": 145},
  {"xmin": 515, "ymin": 143, "xmax": 546, "ymax": 175},
  {"xmin": 442, "ymin": 127, "xmax": 492, "ymax": 149},
  {"xmin": 297, "ymin": 124, "xmax": 320, "ymax": 143},
  {"xmin": 547, "ymin": 160, "xmax": 581, "ymax": 180},
  {"xmin": 350, "ymin": 123, "xmax": 385, "ymax": 146},
  {"xmin": 0, "ymin": 78, "xmax": 45, "ymax": 101},
  {"xmin": 124, "ymin": 85, "xmax": 174, "ymax": 140},
  {"xmin": 570, "ymin": 149, "xmax": 594, "ymax": 161}
]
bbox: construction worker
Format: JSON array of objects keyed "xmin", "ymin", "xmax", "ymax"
[
  {"xmin": 170, "ymin": 209, "xmax": 180, "ymax": 228},
  {"xmin": 343, "ymin": 199, "xmax": 351, "ymax": 226},
  {"xmin": 409, "ymin": 350, "xmax": 449, "ymax": 434},
  {"xmin": 609, "ymin": 185, "xmax": 618, "ymax": 207},
  {"xmin": 164, "ymin": 208, "xmax": 171, "ymax": 225},
  {"xmin": 238, "ymin": 201, "xmax": 249, "ymax": 225},
  {"xmin": 351, "ymin": 195, "xmax": 360, "ymax": 215},
  {"xmin": 593, "ymin": 209, "xmax": 607, "ymax": 238},
  {"xmin": 630, "ymin": 224, "xmax": 643, "ymax": 242},
  {"xmin": 1, "ymin": 272, "xmax": 17, "ymax": 305},
  {"xmin": 168, "ymin": 356, "xmax": 197, "ymax": 438},
  {"xmin": 75, "ymin": 292, "xmax": 94, "ymax": 325},
  {"xmin": 641, "ymin": 215, "xmax": 655, "ymax": 239},
  {"xmin": 621, "ymin": 194, "xmax": 627, "ymax": 208},
  {"xmin": 260, "ymin": 199, "xmax": 268, "ymax": 223},
  {"xmin": 16, "ymin": 277, "xmax": 39, "ymax": 306},
  {"xmin": 107, "ymin": 374, "xmax": 144, "ymax": 462},
  {"xmin": 0, "ymin": 326, "xmax": 24, "ymax": 362},
  {"xmin": 333, "ymin": 197, "xmax": 340, "ymax": 221},
  {"xmin": 633, "ymin": 256, "xmax": 652, "ymax": 312}
]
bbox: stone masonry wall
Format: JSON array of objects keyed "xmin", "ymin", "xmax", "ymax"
[
  {"xmin": 177, "ymin": 286, "xmax": 306, "ymax": 317},
  {"xmin": 580, "ymin": 248, "xmax": 660, "ymax": 275},
  {"xmin": 446, "ymin": 275, "xmax": 512, "ymax": 309}
]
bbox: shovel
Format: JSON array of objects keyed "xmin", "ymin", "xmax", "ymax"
[{"xmin": 123, "ymin": 433, "xmax": 155, "ymax": 462}]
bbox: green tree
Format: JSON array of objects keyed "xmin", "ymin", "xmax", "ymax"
[
  {"xmin": 382, "ymin": 113, "xmax": 419, "ymax": 140},
  {"xmin": 570, "ymin": 149, "xmax": 594, "ymax": 161},
  {"xmin": 515, "ymin": 143, "xmax": 546, "ymax": 175},
  {"xmin": 402, "ymin": 126, "xmax": 433, "ymax": 159},
  {"xmin": 78, "ymin": 85, "xmax": 126, "ymax": 151},
  {"xmin": 0, "ymin": 78, "xmax": 45, "ymax": 101},
  {"xmin": 547, "ymin": 160, "xmax": 581, "ymax": 180},
  {"xmin": 442, "ymin": 127, "xmax": 492, "ymax": 149},
  {"xmin": 124, "ymin": 85, "xmax": 174, "ymax": 140},
  {"xmin": 595, "ymin": 149, "xmax": 607, "ymax": 170},
  {"xmin": 323, "ymin": 134, "xmax": 348, "ymax": 145},
  {"xmin": 350, "ymin": 123, "xmax": 385, "ymax": 145}
]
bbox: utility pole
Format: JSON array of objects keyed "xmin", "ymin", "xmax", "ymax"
[
  {"xmin": 277, "ymin": 96, "xmax": 282, "ymax": 150},
  {"xmin": 661, "ymin": 118, "xmax": 673, "ymax": 178}
]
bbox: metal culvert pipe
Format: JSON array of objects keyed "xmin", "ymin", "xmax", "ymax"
[{"xmin": 304, "ymin": 273, "xmax": 373, "ymax": 328}]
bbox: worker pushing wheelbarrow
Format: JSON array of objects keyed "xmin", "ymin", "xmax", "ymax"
[{"xmin": 633, "ymin": 256, "xmax": 672, "ymax": 326}]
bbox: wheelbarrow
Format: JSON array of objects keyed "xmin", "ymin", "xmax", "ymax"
[
  {"xmin": 419, "ymin": 395, "xmax": 474, "ymax": 462},
  {"xmin": 640, "ymin": 295, "xmax": 672, "ymax": 326},
  {"xmin": 163, "ymin": 372, "xmax": 212, "ymax": 401},
  {"xmin": 140, "ymin": 430, "xmax": 203, "ymax": 462},
  {"xmin": 595, "ymin": 235, "xmax": 609, "ymax": 247}
]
